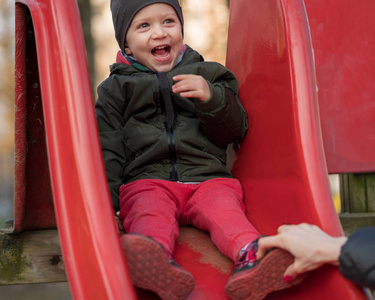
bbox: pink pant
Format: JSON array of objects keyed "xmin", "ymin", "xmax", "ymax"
[{"xmin": 119, "ymin": 178, "xmax": 259, "ymax": 261}]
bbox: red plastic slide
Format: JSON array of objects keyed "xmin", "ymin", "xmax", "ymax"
[
  {"xmin": 13, "ymin": 0, "xmax": 370, "ymax": 299},
  {"xmin": 225, "ymin": 0, "xmax": 369, "ymax": 299},
  {"xmin": 15, "ymin": 0, "xmax": 136, "ymax": 299}
]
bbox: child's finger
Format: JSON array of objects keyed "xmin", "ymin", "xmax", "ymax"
[
  {"xmin": 172, "ymin": 81, "xmax": 194, "ymax": 93},
  {"xmin": 179, "ymin": 91, "xmax": 200, "ymax": 99},
  {"xmin": 172, "ymin": 74, "xmax": 192, "ymax": 82}
]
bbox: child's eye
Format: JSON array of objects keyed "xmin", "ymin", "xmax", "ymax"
[
  {"xmin": 164, "ymin": 19, "xmax": 174, "ymax": 24},
  {"xmin": 139, "ymin": 23, "xmax": 149, "ymax": 29}
]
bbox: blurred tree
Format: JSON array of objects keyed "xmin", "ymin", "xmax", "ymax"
[
  {"xmin": 183, "ymin": 0, "xmax": 229, "ymax": 64},
  {"xmin": 0, "ymin": 0, "xmax": 14, "ymax": 155},
  {"xmin": 0, "ymin": 0, "xmax": 15, "ymax": 222},
  {"xmin": 77, "ymin": 0, "xmax": 96, "ymax": 100}
]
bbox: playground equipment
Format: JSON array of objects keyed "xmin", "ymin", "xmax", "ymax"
[{"xmin": 5, "ymin": 0, "xmax": 374, "ymax": 299}]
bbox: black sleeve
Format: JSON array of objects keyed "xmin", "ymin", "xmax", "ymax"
[
  {"xmin": 339, "ymin": 227, "xmax": 375, "ymax": 290},
  {"xmin": 95, "ymin": 83, "xmax": 126, "ymax": 212},
  {"xmin": 194, "ymin": 76, "xmax": 248, "ymax": 146}
]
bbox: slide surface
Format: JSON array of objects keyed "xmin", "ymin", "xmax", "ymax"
[{"xmin": 226, "ymin": 0, "xmax": 368, "ymax": 299}]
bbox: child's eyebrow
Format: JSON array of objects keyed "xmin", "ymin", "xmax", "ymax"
[
  {"xmin": 131, "ymin": 17, "xmax": 150, "ymax": 25},
  {"xmin": 132, "ymin": 12, "xmax": 178, "ymax": 24},
  {"xmin": 163, "ymin": 12, "xmax": 178, "ymax": 18}
]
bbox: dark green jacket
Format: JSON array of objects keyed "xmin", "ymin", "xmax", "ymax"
[
  {"xmin": 339, "ymin": 227, "xmax": 375, "ymax": 290},
  {"xmin": 95, "ymin": 46, "xmax": 248, "ymax": 211}
]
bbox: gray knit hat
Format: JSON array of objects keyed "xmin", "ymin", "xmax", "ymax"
[{"xmin": 111, "ymin": 0, "xmax": 184, "ymax": 52}]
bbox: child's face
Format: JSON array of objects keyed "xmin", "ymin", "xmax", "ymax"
[{"xmin": 125, "ymin": 3, "xmax": 183, "ymax": 73}]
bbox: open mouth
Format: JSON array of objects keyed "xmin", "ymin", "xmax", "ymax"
[{"xmin": 151, "ymin": 45, "xmax": 171, "ymax": 58}]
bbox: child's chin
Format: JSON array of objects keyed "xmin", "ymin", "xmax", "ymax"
[{"xmin": 153, "ymin": 64, "xmax": 174, "ymax": 73}]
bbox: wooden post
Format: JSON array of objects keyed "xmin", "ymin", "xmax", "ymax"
[
  {"xmin": 339, "ymin": 173, "xmax": 375, "ymax": 235},
  {"xmin": 0, "ymin": 230, "xmax": 67, "ymax": 285}
]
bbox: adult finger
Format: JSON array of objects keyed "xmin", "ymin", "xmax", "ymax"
[
  {"xmin": 277, "ymin": 224, "xmax": 296, "ymax": 233},
  {"xmin": 283, "ymin": 262, "xmax": 300, "ymax": 282},
  {"xmin": 256, "ymin": 236, "xmax": 282, "ymax": 259}
]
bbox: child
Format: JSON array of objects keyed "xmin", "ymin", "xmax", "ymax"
[{"xmin": 95, "ymin": 1, "xmax": 303, "ymax": 299}]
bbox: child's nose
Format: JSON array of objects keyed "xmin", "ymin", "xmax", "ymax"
[{"xmin": 151, "ymin": 25, "xmax": 167, "ymax": 39}]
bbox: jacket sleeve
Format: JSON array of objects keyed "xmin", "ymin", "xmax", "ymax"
[
  {"xmin": 95, "ymin": 82, "xmax": 126, "ymax": 212},
  {"xmin": 194, "ymin": 66, "xmax": 248, "ymax": 146},
  {"xmin": 339, "ymin": 227, "xmax": 375, "ymax": 290}
]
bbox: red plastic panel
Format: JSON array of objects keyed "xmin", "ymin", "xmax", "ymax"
[
  {"xmin": 14, "ymin": 4, "xmax": 56, "ymax": 232},
  {"xmin": 226, "ymin": 0, "xmax": 367, "ymax": 299},
  {"xmin": 15, "ymin": 1, "xmax": 136, "ymax": 299},
  {"xmin": 14, "ymin": 4, "xmax": 28, "ymax": 232},
  {"xmin": 305, "ymin": 0, "xmax": 375, "ymax": 174}
]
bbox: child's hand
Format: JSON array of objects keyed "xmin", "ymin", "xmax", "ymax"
[{"xmin": 172, "ymin": 74, "xmax": 211, "ymax": 102}]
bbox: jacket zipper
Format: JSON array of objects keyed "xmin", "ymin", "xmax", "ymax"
[
  {"xmin": 156, "ymin": 72, "xmax": 178, "ymax": 181},
  {"xmin": 166, "ymin": 126, "xmax": 178, "ymax": 181}
]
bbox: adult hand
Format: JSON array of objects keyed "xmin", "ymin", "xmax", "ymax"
[{"xmin": 256, "ymin": 223, "xmax": 348, "ymax": 280}]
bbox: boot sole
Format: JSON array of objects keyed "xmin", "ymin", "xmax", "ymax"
[
  {"xmin": 121, "ymin": 234, "xmax": 195, "ymax": 300},
  {"xmin": 225, "ymin": 248, "xmax": 305, "ymax": 300}
]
